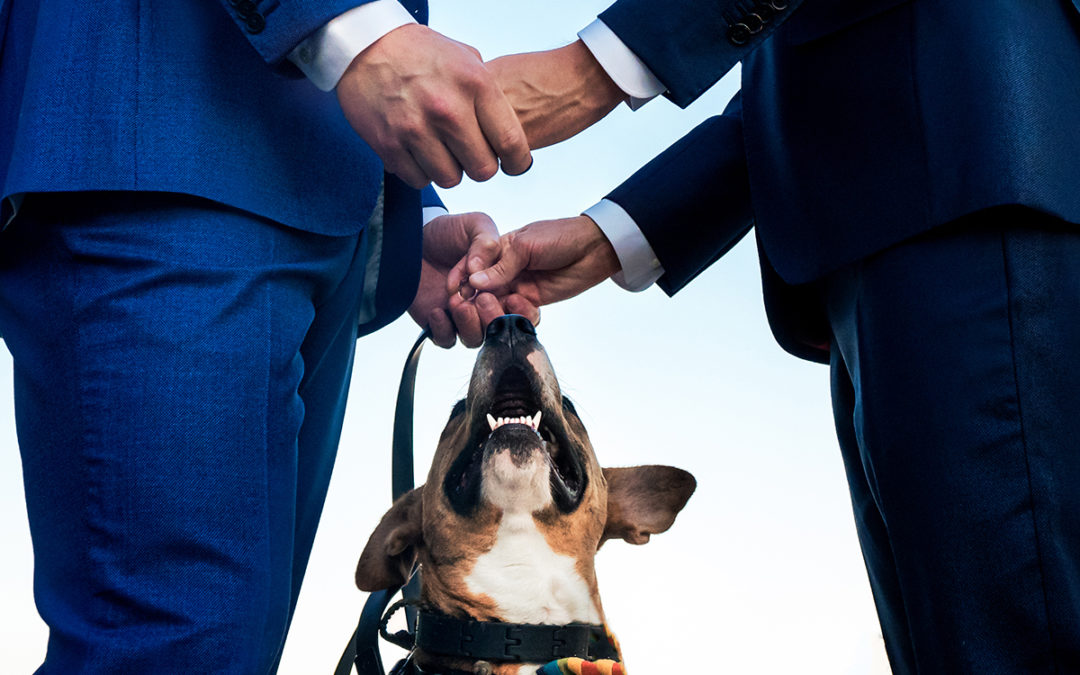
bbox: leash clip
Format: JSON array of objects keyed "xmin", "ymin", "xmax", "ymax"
[{"xmin": 380, "ymin": 598, "xmax": 421, "ymax": 651}]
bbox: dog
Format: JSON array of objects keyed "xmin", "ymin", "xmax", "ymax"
[{"xmin": 355, "ymin": 314, "xmax": 696, "ymax": 675}]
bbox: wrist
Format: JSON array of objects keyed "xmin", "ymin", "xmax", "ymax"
[
  {"xmin": 290, "ymin": 0, "xmax": 418, "ymax": 92},
  {"xmin": 578, "ymin": 214, "xmax": 622, "ymax": 279},
  {"xmin": 562, "ymin": 41, "xmax": 627, "ymax": 115}
]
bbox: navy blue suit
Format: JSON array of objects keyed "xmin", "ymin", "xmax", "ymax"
[
  {"xmin": 599, "ymin": 0, "xmax": 1080, "ymax": 671},
  {"xmin": 0, "ymin": 1, "xmax": 436, "ymax": 671}
]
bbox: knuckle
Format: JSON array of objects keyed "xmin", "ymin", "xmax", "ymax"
[
  {"xmin": 496, "ymin": 129, "xmax": 527, "ymax": 157},
  {"xmin": 400, "ymin": 124, "xmax": 425, "ymax": 144},
  {"xmin": 460, "ymin": 62, "xmax": 488, "ymax": 89},
  {"xmin": 467, "ymin": 160, "xmax": 499, "ymax": 182},
  {"xmin": 434, "ymin": 170, "xmax": 463, "ymax": 189},
  {"xmin": 426, "ymin": 97, "xmax": 459, "ymax": 126},
  {"xmin": 394, "ymin": 115, "xmax": 426, "ymax": 143}
]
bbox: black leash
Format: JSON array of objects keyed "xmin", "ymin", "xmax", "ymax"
[{"xmin": 336, "ymin": 330, "xmax": 430, "ymax": 675}]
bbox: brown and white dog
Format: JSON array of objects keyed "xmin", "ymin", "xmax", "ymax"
[{"xmin": 356, "ymin": 315, "xmax": 696, "ymax": 675}]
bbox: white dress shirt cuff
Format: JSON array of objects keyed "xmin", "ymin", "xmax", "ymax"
[
  {"xmin": 289, "ymin": 0, "xmax": 417, "ymax": 92},
  {"xmin": 583, "ymin": 199, "xmax": 664, "ymax": 292},
  {"xmin": 578, "ymin": 20, "xmax": 666, "ymax": 111},
  {"xmin": 422, "ymin": 206, "xmax": 449, "ymax": 225}
]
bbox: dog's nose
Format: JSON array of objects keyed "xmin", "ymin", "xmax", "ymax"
[{"xmin": 485, "ymin": 314, "xmax": 536, "ymax": 345}]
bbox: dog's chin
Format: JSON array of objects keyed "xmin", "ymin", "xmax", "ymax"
[
  {"xmin": 440, "ymin": 399, "xmax": 587, "ymax": 516},
  {"xmin": 479, "ymin": 426, "xmax": 553, "ymax": 513}
]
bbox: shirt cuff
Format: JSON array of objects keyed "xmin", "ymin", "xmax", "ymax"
[
  {"xmin": 583, "ymin": 199, "xmax": 664, "ymax": 292},
  {"xmin": 289, "ymin": 0, "xmax": 417, "ymax": 92},
  {"xmin": 422, "ymin": 206, "xmax": 449, "ymax": 225},
  {"xmin": 578, "ymin": 20, "xmax": 666, "ymax": 111}
]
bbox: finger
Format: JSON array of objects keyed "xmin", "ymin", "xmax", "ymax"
[
  {"xmin": 451, "ymin": 301, "xmax": 485, "ymax": 348},
  {"xmin": 407, "ymin": 136, "xmax": 465, "ymax": 189},
  {"xmin": 461, "ymin": 213, "xmax": 501, "ymax": 271},
  {"xmin": 505, "ymin": 293, "xmax": 541, "ymax": 325},
  {"xmin": 474, "ymin": 83, "xmax": 532, "ymax": 176},
  {"xmin": 427, "ymin": 309, "xmax": 457, "ymax": 349},
  {"xmin": 475, "ymin": 292, "xmax": 506, "ymax": 328},
  {"xmin": 384, "ymin": 146, "xmax": 430, "ymax": 190},
  {"xmin": 469, "ymin": 235, "xmax": 529, "ymax": 293},
  {"xmin": 443, "ymin": 122, "xmax": 500, "ymax": 183},
  {"xmin": 447, "ymin": 257, "xmax": 477, "ymax": 300}
]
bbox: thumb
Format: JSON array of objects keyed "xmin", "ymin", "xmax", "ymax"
[
  {"xmin": 469, "ymin": 235, "xmax": 529, "ymax": 293},
  {"xmin": 461, "ymin": 214, "xmax": 501, "ymax": 274}
]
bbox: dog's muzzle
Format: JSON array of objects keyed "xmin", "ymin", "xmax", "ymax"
[{"xmin": 443, "ymin": 315, "xmax": 588, "ymax": 516}]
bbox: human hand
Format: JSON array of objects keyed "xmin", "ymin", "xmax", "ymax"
[
  {"xmin": 337, "ymin": 24, "xmax": 532, "ymax": 189},
  {"xmin": 410, "ymin": 212, "xmax": 523, "ymax": 348},
  {"xmin": 460, "ymin": 215, "xmax": 620, "ymax": 308},
  {"xmin": 487, "ymin": 41, "xmax": 626, "ymax": 149}
]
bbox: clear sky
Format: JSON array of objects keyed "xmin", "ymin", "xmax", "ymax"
[{"xmin": 0, "ymin": 0, "xmax": 891, "ymax": 672}]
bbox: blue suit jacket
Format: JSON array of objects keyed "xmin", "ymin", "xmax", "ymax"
[
  {"xmin": 600, "ymin": 0, "xmax": 1080, "ymax": 361},
  {"xmin": 0, "ymin": 0, "xmax": 435, "ymax": 335}
]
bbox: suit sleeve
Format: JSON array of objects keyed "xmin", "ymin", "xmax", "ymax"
[
  {"xmin": 420, "ymin": 184, "xmax": 444, "ymax": 210},
  {"xmin": 599, "ymin": 0, "xmax": 805, "ymax": 106},
  {"xmin": 605, "ymin": 93, "xmax": 752, "ymax": 296},
  {"xmin": 216, "ymin": 0, "xmax": 395, "ymax": 66}
]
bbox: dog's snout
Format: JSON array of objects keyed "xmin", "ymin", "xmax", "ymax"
[{"xmin": 485, "ymin": 314, "xmax": 536, "ymax": 345}]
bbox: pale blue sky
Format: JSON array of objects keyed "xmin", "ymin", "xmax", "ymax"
[{"xmin": 0, "ymin": 1, "xmax": 890, "ymax": 672}]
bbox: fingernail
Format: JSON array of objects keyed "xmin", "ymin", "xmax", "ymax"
[{"xmin": 471, "ymin": 271, "xmax": 489, "ymax": 286}]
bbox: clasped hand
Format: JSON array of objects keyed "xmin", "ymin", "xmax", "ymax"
[
  {"xmin": 412, "ymin": 214, "xmax": 619, "ymax": 348},
  {"xmin": 338, "ymin": 24, "xmax": 533, "ymax": 189}
]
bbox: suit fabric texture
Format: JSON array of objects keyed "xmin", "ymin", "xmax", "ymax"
[
  {"xmin": 599, "ymin": 0, "xmax": 1080, "ymax": 671},
  {"xmin": 0, "ymin": 0, "xmax": 434, "ymax": 671}
]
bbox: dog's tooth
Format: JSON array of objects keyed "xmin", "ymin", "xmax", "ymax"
[
  {"xmin": 487, "ymin": 413, "xmax": 497, "ymax": 431},
  {"xmin": 533, "ymin": 410, "xmax": 542, "ymax": 429}
]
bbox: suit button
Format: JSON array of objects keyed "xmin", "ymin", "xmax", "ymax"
[
  {"xmin": 767, "ymin": 0, "xmax": 789, "ymax": 9},
  {"xmin": 728, "ymin": 22, "xmax": 752, "ymax": 45},
  {"xmin": 245, "ymin": 12, "xmax": 266, "ymax": 33},
  {"xmin": 754, "ymin": 4, "xmax": 776, "ymax": 21},
  {"xmin": 743, "ymin": 13, "xmax": 765, "ymax": 33}
]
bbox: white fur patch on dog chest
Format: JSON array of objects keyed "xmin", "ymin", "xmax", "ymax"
[{"xmin": 465, "ymin": 513, "xmax": 601, "ymax": 626}]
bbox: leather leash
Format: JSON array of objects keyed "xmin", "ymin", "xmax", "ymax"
[{"xmin": 336, "ymin": 329, "xmax": 430, "ymax": 675}]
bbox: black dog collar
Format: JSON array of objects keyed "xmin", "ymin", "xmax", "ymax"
[{"xmin": 414, "ymin": 609, "xmax": 620, "ymax": 664}]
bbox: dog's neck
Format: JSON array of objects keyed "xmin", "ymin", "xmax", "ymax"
[
  {"xmin": 416, "ymin": 490, "xmax": 607, "ymax": 674},
  {"xmin": 421, "ymin": 507, "xmax": 605, "ymax": 627}
]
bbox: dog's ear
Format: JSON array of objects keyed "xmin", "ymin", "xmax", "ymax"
[
  {"xmin": 355, "ymin": 487, "xmax": 424, "ymax": 591},
  {"xmin": 602, "ymin": 466, "xmax": 696, "ymax": 546}
]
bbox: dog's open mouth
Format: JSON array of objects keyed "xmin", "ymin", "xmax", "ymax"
[{"xmin": 444, "ymin": 364, "xmax": 587, "ymax": 516}]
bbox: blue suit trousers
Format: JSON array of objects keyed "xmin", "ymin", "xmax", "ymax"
[
  {"xmin": 827, "ymin": 207, "xmax": 1080, "ymax": 673},
  {"xmin": 0, "ymin": 192, "xmax": 370, "ymax": 673}
]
